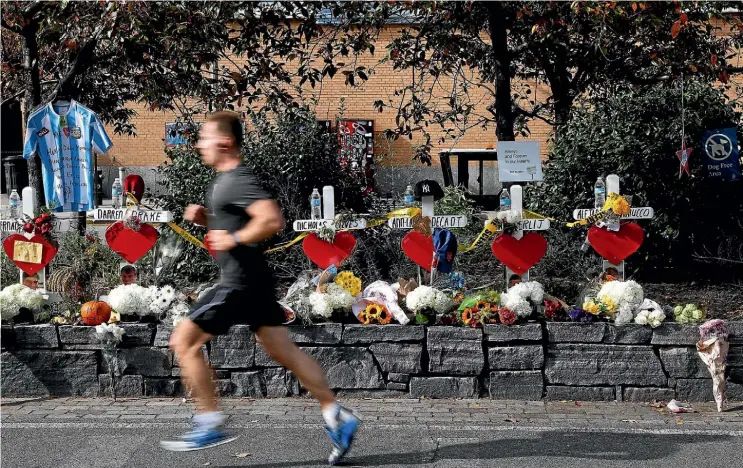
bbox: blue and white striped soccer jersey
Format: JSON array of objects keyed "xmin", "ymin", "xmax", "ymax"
[{"xmin": 23, "ymin": 100, "xmax": 113, "ymax": 212}]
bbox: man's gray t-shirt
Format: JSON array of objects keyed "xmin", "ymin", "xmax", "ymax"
[{"xmin": 207, "ymin": 165, "xmax": 274, "ymax": 289}]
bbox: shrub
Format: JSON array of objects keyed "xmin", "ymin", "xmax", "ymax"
[{"xmin": 527, "ymin": 81, "xmax": 743, "ymax": 282}]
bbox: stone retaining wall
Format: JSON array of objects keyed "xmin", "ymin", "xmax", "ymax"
[{"xmin": 3, "ymin": 322, "xmax": 743, "ymax": 401}]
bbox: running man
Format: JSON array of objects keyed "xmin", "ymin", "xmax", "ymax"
[{"xmin": 161, "ymin": 112, "xmax": 359, "ymax": 465}]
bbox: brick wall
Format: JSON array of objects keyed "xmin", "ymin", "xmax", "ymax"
[{"xmin": 101, "ymin": 22, "xmax": 741, "ymax": 170}]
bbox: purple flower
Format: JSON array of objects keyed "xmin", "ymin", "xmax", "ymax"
[{"xmin": 568, "ymin": 308, "xmax": 585, "ymax": 321}]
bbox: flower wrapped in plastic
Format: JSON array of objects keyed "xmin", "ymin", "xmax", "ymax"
[
  {"xmin": 697, "ymin": 319, "xmax": 730, "ymax": 412},
  {"xmin": 352, "ymin": 281, "xmax": 409, "ymax": 325},
  {"xmin": 148, "ymin": 285, "xmax": 177, "ymax": 316},
  {"xmin": 634, "ymin": 300, "xmax": 666, "ymax": 328}
]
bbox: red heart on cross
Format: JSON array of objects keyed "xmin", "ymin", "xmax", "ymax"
[
  {"xmin": 588, "ymin": 222, "xmax": 644, "ymax": 264},
  {"xmin": 302, "ymin": 231, "xmax": 356, "ymax": 269},
  {"xmin": 2, "ymin": 234, "xmax": 58, "ymax": 275},
  {"xmin": 401, "ymin": 231, "xmax": 435, "ymax": 272},
  {"xmin": 491, "ymin": 232, "xmax": 548, "ymax": 276},
  {"xmin": 105, "ymin": 221, "xmax": 159, "ymax": 263}
]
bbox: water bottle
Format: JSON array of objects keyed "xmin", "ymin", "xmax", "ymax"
[
  {"xmin": 499, "ymin": 187, "xmax": 511, "ymax": 211},
  {"xmin": 594, "ymin": 176, "xmax": 606, "ymax": 209},
  {"xmin": 9, "ymin": 189, "xmax": 22, "ymax": 219},
  {"xmin": 112, "ymin": 178, "xmax": 123, "ymax": 209},
  {"xmin": 403, "ymin": 184, "xmax": 415, "ymax": 206},
  {"xmin": 310, "ymin": 188, "xmax": 322, "ymax": 220}
]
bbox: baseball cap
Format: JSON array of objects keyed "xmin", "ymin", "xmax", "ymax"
[
  {"xmin": 414, "ymin": 179, "xmax": 444, "ymax": 201},
  {"xmin": 432, "ymin": 228, "xmax": 457, "ymax": 273},
  {"xmin": 119, "ymin": 262, "xmax": 137, "ymax": 273}
]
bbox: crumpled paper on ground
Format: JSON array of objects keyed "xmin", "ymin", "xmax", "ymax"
[
  {"xmin": 696, "ymin": 336, "xmax": 729, "ymax": 412},
  {"xmin": 352, "ymin": 280, "xmax": 409, "ymax": 325}
]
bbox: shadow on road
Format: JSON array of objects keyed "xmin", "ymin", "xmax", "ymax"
[{"xmin": 219, "ymin": 431, "xmax": 732, "ymax": 467}]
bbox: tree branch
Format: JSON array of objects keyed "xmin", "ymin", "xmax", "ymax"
[
  {"xmin": 513, "ymin": 103, "xmax": 555, "ymax": 126},
  {"xmin": 1, "ymin": 18, "xmax": 21, "ymax": 34}
]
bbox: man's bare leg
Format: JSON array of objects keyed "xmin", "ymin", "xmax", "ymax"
[
  {"xmin": 256, "ymin": 326, "xmax": 335, "ymax": 406},
  {"xmin": 257, "ymin": 325, "xmax": 360, "ymax": 465},
  {"xmin": 161, "ymin": 319, "xmax": 236, "ymax": 451},
  {"xmin": 170, "ymin": 319, "xmax": 218, "ymax": 413}
]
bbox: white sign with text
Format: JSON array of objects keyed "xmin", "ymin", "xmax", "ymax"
[
  {"xmin": 387, "ymin": 215, "xmax": 468, "ymax": 230},
  {"xmin": 572, "ymin": 207, "xmax": 654, "ymax": 220},
  {"xmin": 497, "ymin": 141, "xmax": 542, "ymax": 182},
  {"xmin": 293, "ymin": 218, "xmax": 367, "ymax": 232},
  {"xmin": 89, "ymin": 208, "xmax": 173, "ymax": 223}
]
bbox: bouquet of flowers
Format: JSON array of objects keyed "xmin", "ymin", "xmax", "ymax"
[
  {"xmin": 334, "ymin": 271, "xmax": 362, "ymax": 297},
  {"xmin": 148, "ymin": 285, "xmax": 176, "ymax": 315},
  {"xmin": 107, "ymin": 284, "xmax": 156, "ymax": 318},
  {"xmin": 21, "ymin": 208, "xmax": 57, "ymax": 244},
  {"xmin": 673, "ymin": 303, "xmax": 706, "ymax": 324},
  {"xmin": 593, "ymin": 280, "xmax": 644, "ymax": 325},
  {"xmin": 634, "ymin": 299, "xmax": 666, "ymax": 328},
  {"xmin": 353, "ymin": 280, "xmax": 409, "ymax": 325},
  {"xmin": 405, "ymin": 285, "xmax": 452, "ymax": 324},
  {"xmin": 309, "ymin": 283, "xmax": 354, "ymax": 319},
  {"xmin": 543, "ymin": 297, "xmax": 570, "ymax": 322},
  {"xmin": 0, "ymin": 284, "xmax": 45, "ymax": 321},
  {"xmin": 568, "ymin": 308, "xmax": 595, "ymax": 323},
  {"xmin": 501, "ymin": 281, "xmax": 544, "ymax": 319}
]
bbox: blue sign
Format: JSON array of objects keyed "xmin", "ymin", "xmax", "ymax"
[{"xmin": 702, "ymin": 128, "xmax": 740, "ymax": 182}]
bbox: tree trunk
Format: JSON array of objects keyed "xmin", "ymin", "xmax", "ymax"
[
  {"xmin": 487, "ymin": 3, "xmax": 516, "ymax": 142},
  {"xmin": 553, "ymin": 94, "xmax": 573, "ymax": 140},
  {"xmin": 21, "ymin": 26, "xmax": 45, "ymax": 206}
]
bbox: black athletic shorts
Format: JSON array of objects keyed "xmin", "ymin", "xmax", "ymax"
[{"xmin": 188, "ymin": 285, "xmax": 285, "ymax": 335}]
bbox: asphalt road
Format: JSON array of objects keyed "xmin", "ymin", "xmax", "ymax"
[{"xmin": 2, "ymin": 424, "xmax": 741, "ymax": 468}]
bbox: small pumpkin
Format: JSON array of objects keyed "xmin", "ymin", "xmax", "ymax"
[{"xmin": 81, "ymin": 300, "xmax": 112, "ymax": 326}]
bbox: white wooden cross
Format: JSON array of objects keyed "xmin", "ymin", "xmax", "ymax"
[
  {"xmin": 486, "ymin": 184, "xmax": 550, "ymax": 288},
  {"xmin": 386, "ymin": 190, "xmax": 468, "ymax": 230},
  {"xmin": 292, "ymin": 185, "xmax": 368, "ymax": 232},
  {"xmin": 572, "ymin": 174, "xmax": 655, "ymax": 278}
]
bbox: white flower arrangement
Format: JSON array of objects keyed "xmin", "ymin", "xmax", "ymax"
[
  {"xmin": 0, "ymin": 284, "xmax": 44, "ymax": 320},
  {"xmin": 596, "ymin": 280, "xmax": 644, "ymax": 325},
  {"xmin": 107, "ymin": 284, "xmax": 156, "ymax": 317},
  {"xmin": 95, "ymin": 322, "xmax": 126, "ymax": 343},
  {"xmin": 501, "ymin": 281, "xmax": 544, "ymax": 318},
  {"xmin": 634, "ymin": 299, "xmax": 666, "ymax": 328},
  {"xmin": 148, "ymin": 284, "xmax": 177, "ymax": 315},
  {"xmin": 405, "ymin": 285, "xmax": 451, "ymax": 315},
  {"xmin": 309, "ymin": 283, "xmax": 354, "ymax": 319}
]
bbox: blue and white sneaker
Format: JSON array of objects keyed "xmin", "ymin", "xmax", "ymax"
[
  {"xmin": 160, "ymin": 426, "xmax": 238, "ymax": 452},
  {"xmin": 326, "ymin": 406, "xmax": 360, "ymax": 465}
]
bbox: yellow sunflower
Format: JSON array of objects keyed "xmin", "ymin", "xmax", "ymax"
[{"xmin": 334, "ymin": 271, "xmax": 362, "ymax": 296}]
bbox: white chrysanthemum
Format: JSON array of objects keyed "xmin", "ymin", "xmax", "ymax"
[
  {"xmin": 161, "ymin": 285, "xmax": 175, "ymax": 299},
  {"xmin": 405, "ymin": 286, "xmax": 450, "ymax": 314},
  {"xmin": 109, "ymin": 284, "xmax": 155, "ymax": 316},
  {"xmin": 635, "ymin": 311, "xmax": 649, "ymax": 326},
  {"xmin": 309, "ymin": 292, "xmax": 332, "ymax": 318},
  {"xmin": 598, "ymin": 280, "xmax": 645, "ymax": 324},
  {"xmin": 0, "ymin": 284, "xmax": 44, "ymax": 319},
  {"xmin": 504, "ymin": 294, "xmax": 532, "ymax": 318},
  {"xmin": 325, "ymin": 283, "xmax": 354, "ymax": 311}
]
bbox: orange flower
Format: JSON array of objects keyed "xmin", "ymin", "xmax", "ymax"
[{"xmin": 461, "ymin": 308, "xmax": 473, "ymax": 325}]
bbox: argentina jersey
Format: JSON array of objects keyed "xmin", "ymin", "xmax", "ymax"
[{"xmin": 23, "ymin": 100, "xmax": 113, "ymax": 212}]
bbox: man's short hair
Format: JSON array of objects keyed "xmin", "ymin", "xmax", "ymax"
[
  {"xmin": 22, "ymin": 272, "xmax": 38, "ymax": 280},
  {"xmin": 207, "ymin": 111, "xmax": 243, "ymax": 148}
]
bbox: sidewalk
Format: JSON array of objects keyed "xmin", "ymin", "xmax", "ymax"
[{"xmin": 4, "ymin": 397, "xmax": 743, "ymax": 434}]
